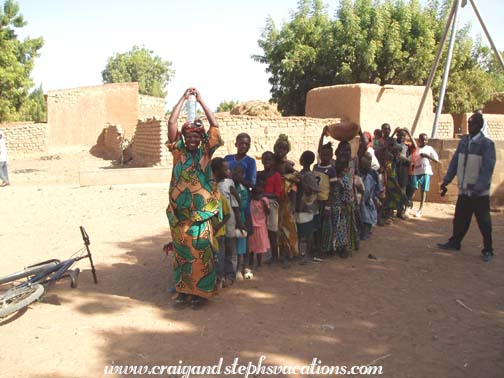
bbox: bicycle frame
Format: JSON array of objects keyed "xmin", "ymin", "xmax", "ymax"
[
  {"xmin": 1, "ymin": 226, "xmax": 98, "ymax": 288},
  {"xmin": 0, "ymin": 226, "xmax": 98, "ymax": 319},
  {"xmin": 21, "ymin": 259, "xmax": 79, "ymax": 289}
]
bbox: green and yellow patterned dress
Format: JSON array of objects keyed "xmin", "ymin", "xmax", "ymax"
[
  {"xmin": 166, "ymin": 126, "xmax": 223, "ymax": 298},
  {"xmin": 278, "ymin": 173, "xmax": 300, "ymax": 258}
]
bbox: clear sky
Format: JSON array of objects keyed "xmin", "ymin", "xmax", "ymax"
[{"xmin": 14, "ymin": 0, "xmax": 504, "ymax": 112}]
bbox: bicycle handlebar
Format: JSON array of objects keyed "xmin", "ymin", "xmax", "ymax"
[
  {"xmin": 80, "ymin": 226, "xmax": 98, "ymax": 284},
  {"xmin": 80, "ymin": 226, "xmax": 90, "ymax": 246}
]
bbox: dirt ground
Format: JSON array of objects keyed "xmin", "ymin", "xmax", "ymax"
[{"xmin": 0, "ymin": 149, "xmax": 503, "ymax": 378}]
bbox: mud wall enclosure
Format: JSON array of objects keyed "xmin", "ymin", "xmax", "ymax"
[
  {"xmin": 305, "ymin": 83, "xmax": 435, "ymax": 136},
  {"xmin": 46, "ymin": 83, "xmax": 164, "ymax": 148}
]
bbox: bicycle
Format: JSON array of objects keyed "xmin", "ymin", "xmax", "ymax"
[{"xmin": 0, "ymin": 226, "xmax": 98, "ymax": 318}]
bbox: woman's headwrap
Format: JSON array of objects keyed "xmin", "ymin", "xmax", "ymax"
[
  {"xmin": 181, "ymin": 119, "xmax": 206, "ymax": 138},
  {"xmin": 274, "ymin": 134, "xmax": 291, "ymax": 152}
]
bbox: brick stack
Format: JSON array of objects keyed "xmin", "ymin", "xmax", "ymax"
[
  {"xmin": 0, "ymin": 122, "xmax": 48, "ymax": 157},
  {"xmin": 131, "ymin": 118, "xmax": 169, "ymax": 166}
]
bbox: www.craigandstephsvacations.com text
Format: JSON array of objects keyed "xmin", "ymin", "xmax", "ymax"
[{"xmin": 104, "ymin": 356, "xmax": 384, "ymax": 377}]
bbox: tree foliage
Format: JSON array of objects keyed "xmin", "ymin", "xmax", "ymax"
[
  {"xmin": 102, "ymin": 46, "xmax": 174, "ymax": 98},
  {"xmin": 254, "ymin": 0, "xmax": 504, "ymax": 115},
  {"xmin": 0, "ymin": 0, "xmax": 43, "ymax": 122},
  {"xmin": 19, "ymin": 84, "xmax": 46, "ymax": 122}
]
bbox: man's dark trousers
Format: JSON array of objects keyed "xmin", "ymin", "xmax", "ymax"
[{"xmin": 449, "ymin": 194, "xmax": 493, "ymax": 253}]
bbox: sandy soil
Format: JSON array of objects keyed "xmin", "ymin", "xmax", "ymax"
[{"xmin": 0, "ymin": 150, "xmax": 503, "ymax": 378}]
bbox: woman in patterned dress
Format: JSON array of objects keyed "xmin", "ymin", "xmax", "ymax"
[
  {"xmin": 272, "ymin": 134, "xmax": 299, "ymax": 268},
  {"xmin": 331, "ymin": 156, "xmax": 359, "ymax": 257},
  {"xmin": 382, "ymin": 139, "xmax": 408, "ymax": 223},
  {"xmin": 166, "ymin": 88, "xmax": 223, "ymax": 309}
]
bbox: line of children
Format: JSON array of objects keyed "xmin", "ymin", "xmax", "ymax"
[{"xmin": 206, "ymin": 124, "xmax": 431, "ymax": 288}]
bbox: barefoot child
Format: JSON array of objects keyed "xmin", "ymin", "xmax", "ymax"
[
  {"xmin": 211, "ymin": 157, "xmax": 245, "ymax": 286},
  {"xmin": 257, "ymin": 151, "xmax": 282, "ymax": 264},
  {"xmin": 225, "ymin": 133, "xmax": 256, "ymax": 273},
  {"xmin": 313, "ymin": 142, "xmax": 338, "ymax": 256},
  {"xmin": 273, "ymin": 134, "xmax": 299, "ymax": 268},
  {"xmin": 359, "ymin": 153, "xmax": 381, "ymax": 240},
  {"xmin": 248, "ymin": 179, "xmax": 270, "ymax": 270},
  {"xmin": 411, "ymin": 133, "xmax": 438, "ymax": 218},
  {"xmin": 296, "ymin": 151, "xmax": 320, "ymax": 263},
  {"xmin": 232, "ymin": 165, "xmax": 249, "ymax": 277}
]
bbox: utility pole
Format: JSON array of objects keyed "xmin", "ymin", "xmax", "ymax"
[{"xmin": 410, "ymin": 0, "xmax": 504, "ymax": 137}]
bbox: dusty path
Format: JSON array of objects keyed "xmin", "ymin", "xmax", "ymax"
[{"xmin": 0, "ymin": 151, "xmax": 503, "ymax": 378}]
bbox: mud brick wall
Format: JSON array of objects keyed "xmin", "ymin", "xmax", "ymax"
[
  {"xmin": 417, "ymin": 139, "xmax": 504, "ymax": 209},
  {"xmin": 306, "ymin": 83, "xmax": 435, "ymax": 137},
  {"xmin": 131, "ymin": 115, "xmax": 341, "ymax": 168},
  {"xmin": 138, "ymin": 95, "xmax": 165, "ymax": 121},
  {"xmin": 486, "ymin": 114, "xmax": 504, "ymax": 141},
  {"xmin": 46, "ymin": 83, "xmax": 140, "ymax": 148},
  {"xmin": 214, "ymin": 115, "xmax": 342, "ymax": 162},
  {"xmin": 102, "ymin": 124, "xmax": 124, "ymax": 160},
  {"xmin": 0, "ymin": 122, "xmax": 48, "ymax": 157},
  {"xmin": 483, "ymin": 93, "xmax": 504, "ymax": 114},
  {"xmin": 454, "ymin": 113, "xmax": 504, "ymax": 138},
  {"xmin": 434, "ymin": 114, "xmax": 454, "ymax": 139},
  {"xmin": 131, "ymin": 118, "xmax": 168, "ymax": 166}
]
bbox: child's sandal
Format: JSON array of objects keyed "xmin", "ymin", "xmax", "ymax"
[{"xmin": 243, "ymin": 269, "xmax": 254, "ymax": 279}]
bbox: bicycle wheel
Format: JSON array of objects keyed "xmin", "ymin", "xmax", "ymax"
[
  {"xmin": 0, "ymin": 260, "xmax": 60, "ymax": 285},
  {"xmin": 0, "ymin": 284, "xmax": 44, "ymax": 318}
]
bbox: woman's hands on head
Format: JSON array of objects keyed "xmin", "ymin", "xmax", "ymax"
[
  {"xmin": 183, "ymin": 88, "xmax": 195, "ymax": 100},
  {"xmin": 184, "ymin": 88, "xmax": 202, "ymax": 102}
]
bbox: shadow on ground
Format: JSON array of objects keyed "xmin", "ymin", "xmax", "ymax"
[{"xmin": 27, "ymin": 209, "xmax": 504, "ymax": 378}]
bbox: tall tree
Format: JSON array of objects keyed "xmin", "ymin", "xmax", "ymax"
[
  {"xmin": 254, "ymin": 0, "xmax": 332, "ymax": 115},
  {"xmin": 19, "ymin": 84, "xmax": 46, "ymax": 122},
  {"xmin": 254, "ymin": 0, "xmax": 504, "ymax": 116},
  {"xmin": 102, "ymin": 46, "xmax": 174, "ymax": 97},
  {"xmin": 0, "ymin": 0, "xmax": 43, "ymax": 122}
]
